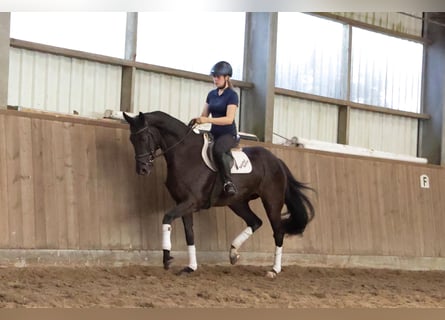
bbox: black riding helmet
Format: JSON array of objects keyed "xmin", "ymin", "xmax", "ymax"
[{"xmin": 210, "ymin": 61, "xmax": 233, "ymax": 77}]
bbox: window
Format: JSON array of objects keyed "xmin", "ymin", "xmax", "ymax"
[
  {"xmin": 276, "ymin": 13, "xmax": 424, "ymax": 114},
  {"xmin": 276, "ymin": 13, "xmax": 348, "ymax": 99},
  {"xmin": 10, "ymin": 12, "xmax": 126, "ymax": 58},
  {"xmin": 350, "ymin": 27, "xmax": 423, "ymax": 113},
  {"xmin": 137, "ymin": 12, "xmax": 245, "ymax": 80}
]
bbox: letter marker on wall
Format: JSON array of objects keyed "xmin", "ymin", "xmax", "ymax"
[{"xmin": 420, "ymin": 174, "xmax": 430, "ymax": 189}]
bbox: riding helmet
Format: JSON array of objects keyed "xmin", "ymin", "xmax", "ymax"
[{"xmin": 210, "ymin": 61, "xmax": 233, "ymax": 77}]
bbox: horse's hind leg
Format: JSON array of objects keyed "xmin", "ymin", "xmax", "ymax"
[
  {"xmin": 261, "ymin": 196, "xmax": 285, "ymax": 278},
  {"xmin": 228, "ymin": 201, "xmax": 263, "ymax": 265}
]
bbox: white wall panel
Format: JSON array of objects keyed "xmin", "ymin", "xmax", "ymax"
[
  {"xmin": 348, "ymin": 109, "xmax": 418, "ymax": 156},
  {"xmin": 273, "ymin": 95, "xmax": 339, "ymax": 144},
  {"xmin": 8, "ymin": 47, "xmax": 121, "ymax": 117},
  {"xmin": 134, "ymin": 69, "xmax": 241, "ymax": 127}
]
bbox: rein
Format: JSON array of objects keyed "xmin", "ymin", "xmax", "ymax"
[{"xmin": 131, "ymin": 125, "xmax": 195, "ymax": 165}]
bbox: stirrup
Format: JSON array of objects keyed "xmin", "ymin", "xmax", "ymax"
[{"xmin": 223, "ymin": 181, "xmax": 237, "ymax": 196}]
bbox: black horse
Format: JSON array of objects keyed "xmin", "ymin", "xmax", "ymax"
[{"xmin": 123, "ymin": 111, "xmax": 315, "ymax": 277}]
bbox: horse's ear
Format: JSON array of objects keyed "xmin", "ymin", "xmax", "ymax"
[
  {"xmin": 122, "ymin": 112, "xmax": 133, "ymax": 125},
  {"xmin": 138, "ymin": 112, "xmax": 148, "ymax": 126}
]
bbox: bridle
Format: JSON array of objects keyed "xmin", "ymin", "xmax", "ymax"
[
  {"xmin": 130, "ymin": 124, "xmax": 195, "ymax": 167},
  {"xmin": 131, "ymin": 126, "xmax": 156, "ymax": 167}
]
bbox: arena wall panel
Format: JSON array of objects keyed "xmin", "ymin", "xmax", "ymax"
[{"xmin": 0, "ymin": 110, "xmax": 444, "ymax": 269}]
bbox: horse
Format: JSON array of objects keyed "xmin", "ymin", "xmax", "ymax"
[{"xmin": 123, "ymin": 111, "xmax": 315, "ymax": 278}]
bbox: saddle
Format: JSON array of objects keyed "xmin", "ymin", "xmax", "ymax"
[{"xmin": 201, "ymin": 133, "xmax": 252, "ymax": 174}]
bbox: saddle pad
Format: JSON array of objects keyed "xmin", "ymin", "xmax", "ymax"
[
  {"xmin": 230, "ymin": 150, "xmax": 252, "ymax": 174},
  {"xmin": 201, "ymin": 134, "xmax": 252, "ymax": 174}
]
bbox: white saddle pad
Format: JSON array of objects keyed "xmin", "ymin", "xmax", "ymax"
[{"xmin": 201, "ymin": 133, "xmax": 252, "ymax": 174}]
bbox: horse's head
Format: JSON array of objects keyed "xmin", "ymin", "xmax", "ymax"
[{"xmin": 123, "ymin": 111, "xmax": 158, "ymax": 176}]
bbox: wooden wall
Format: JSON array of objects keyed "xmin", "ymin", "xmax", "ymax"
[{"xmin": 1, "ymin": 110, "xmax": 445, "ymax": 262}]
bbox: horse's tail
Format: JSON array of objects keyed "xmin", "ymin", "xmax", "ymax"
[{"xmin": 279, "ymin": 159, "xmax": 315, "ymax": 235}]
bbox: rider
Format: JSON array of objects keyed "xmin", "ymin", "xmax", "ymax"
[{"xmin": 193, "ymin": 61, "xmax": 240, "ymax": 196}]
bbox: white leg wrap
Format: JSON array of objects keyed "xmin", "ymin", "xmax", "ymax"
[
  {"xmin": 272, "ymin": 246, "xmax": 283, "ymax": 273},
  {"xmin": 162, "ymin": 224, "xmax": 172, "ymax": 251},
  {"xmin": 187, "ymin": 245, "xmax": 198, "ymax": 271},
  {"xmin": 231, "ymin": 227, "xmax": 253, "ymax": 249}
]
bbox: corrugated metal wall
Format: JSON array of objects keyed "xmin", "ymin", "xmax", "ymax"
[
  {"xmin": 133, "ymin": 69, "xmax": 241, "ymax": 127},
  {"xmin": 332, "ymin": 12, "xmax": 423, "ymax": 36},
  {"xmin": 8, "ymin": 16, "xmax": 424, "ymax": 157},
  {"xmin": 273, "ymin": 95, "xmax": 339, "ymax": 144},
  {"xmin": 7, "ymin": 47, "xmax": 241, "ymax": 127},
  {"xmin": 273, "ymin": 95, "xmax": 419, "ymax": 157},
  {"xmin": 8, "ymin": 47, "xmax": 122, "ymax": 117},
  {"xmin": 348, "ymin": 109, "xmax": 418, "ymax": 156}
]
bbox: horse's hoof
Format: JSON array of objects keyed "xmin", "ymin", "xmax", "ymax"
[
  {"xmin": 176, "ymin": 267, "xmax": 195, "ymax": 275},
  {"xmin": 230, "ymin": 253, "xmax": 240, "ymax": 265},
  {"xmin": 163, "ymin": 256, "xmax": 174, "ymax": 270},
  {"xmin": 229, "ymin": 248, "xmax": 240, "ymax": 265},
  {"xmin": 266, "ymin": 270, "xmax": 278, "ymax": 279}
]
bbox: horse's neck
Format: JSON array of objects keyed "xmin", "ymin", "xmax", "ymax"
[
  {"xmin": 158, "ymin": 129, "xmax": 201, "ymax": 164},
  {"xmin": 156, "ymin": 127, "xmax": 185, "ymax": 149},
  {"xmin": 146, "ymin": 112, "xmax": 201, "ymax": 163},
  {"xmin": 148, "ymin": 114, "xmax": 186, "ymax": 147}
]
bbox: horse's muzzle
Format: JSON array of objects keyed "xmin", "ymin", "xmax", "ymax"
[
  {"xmin": 136, "ymin": 164, "xmax": 152, "ymax": 176},
  {"xmin": 135, "ymin": 152, "xmax": 154, "ymax": 176}
]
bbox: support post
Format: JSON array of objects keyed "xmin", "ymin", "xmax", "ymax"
[
  {"xmin": 419, "ymin": 13, "xmax": 445, "ymax": 165},
  {"xmin": 0, "ymin": 13, "xmax": 11, "ymax": 109},
  {"xmin": 121, "ymin": 12, "xmax": 138, "ymax": 113},
  {"xmin": 337, "ymin": 106, "xmax": 350, "ymax": 145},
  {"xmin": 240, "ymin": 12, "xmax": 278, "ymax": 142}
]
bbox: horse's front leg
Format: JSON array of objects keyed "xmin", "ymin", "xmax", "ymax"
[
  {"xmin": 162, "ymin": 224, "xmax": 174, "ymax": 270},
  {"xmin": 162, "ymin": 201, "xmax": 196, "ymax": 271},
  {"xmin": 179, "ymin": 214, "xmax": 197, "ymax": 273}
]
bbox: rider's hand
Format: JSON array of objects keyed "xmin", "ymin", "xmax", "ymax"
[
  {"xmin": 195, "ymin": 117, "xmax": 208, "ymax": 124},
  {"xmin": 187, "ymin": 118, "xmax": 197, "ymax": 127}
]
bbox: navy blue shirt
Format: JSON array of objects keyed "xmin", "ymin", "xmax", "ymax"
[{"xmin": 206, "ymin": 87, "xmax": 239, "ymax": 139}]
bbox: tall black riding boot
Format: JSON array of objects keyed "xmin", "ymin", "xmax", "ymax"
[{"xmin": 218, "ymin": 153, "xmax": 237, "ymax": 196}]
